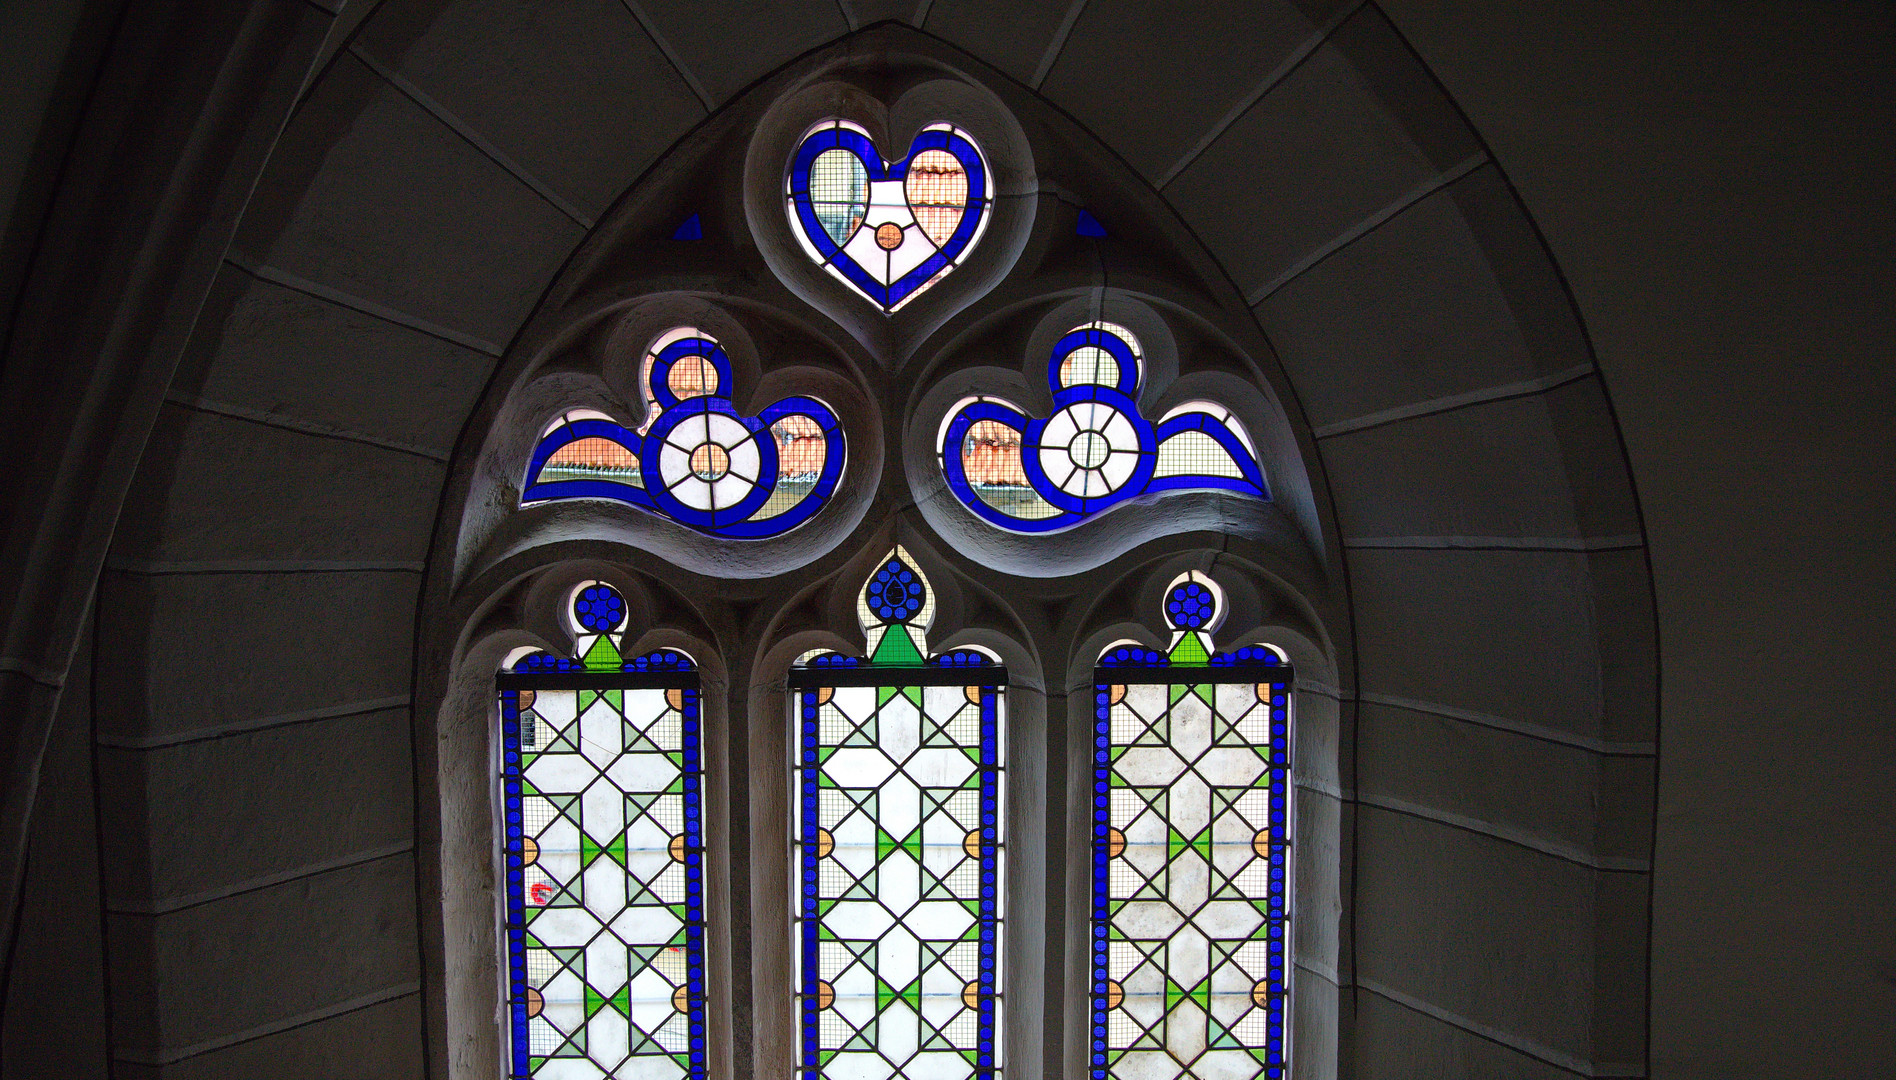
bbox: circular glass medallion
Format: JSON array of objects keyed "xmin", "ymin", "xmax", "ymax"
[{"xmin": 875, "ymin": 222, "xmax": 904, "ymax": 249}]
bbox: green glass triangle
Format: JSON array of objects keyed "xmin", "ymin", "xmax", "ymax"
[
  {"xmin": 666, "ymin": 776, "xmax": 685, "ymax": 794},
  {"xmin": 667, "ymin": 750, "xmax": 684, "ymax": 768},
  {"xmin": 1165, "ymin": 979, "xmax": 1187, "ymax": 1013},
  {"xmin": 1168, "ymin": 826, "xmax": 1188, "ymax": 861},
  {"xmin": 607, "ymin": 832, "xmax": 627, "ymax": 866},
  {"xmin": 902, "ymin": 827, "xmax": 923, "ymax": 860},
  {"xmin": 580, "ymin": 833, "xmax": 601, "ymax": 867},
  {"xmin": 585, "ymin": 984, "xmax": 606, "ymax": 1018},
  {"xmin": 668, "ymin": 903, "xmax": 688, "ymax": 923},
  {"xmin": 582, "ymin": 634, "xmax": 622, "ymax": 671},
  {"xmin": 520, "ymin": 778, "xmax": 540, "ymax": 797},
  {"xmin": 876, "ymin": 685, "xmax": 897, "ymax": 708},
  {"xmin": 1191, "ymin": 827, "xmax": 1213, "ymax": 861},
  {"xmin": 871, "ymin": 624, "xmax": 925, "ymax": 665},
  {"xmin": 903, "ymin": 685, "xmax": 923, "ymax": 708},
  {"xmin": 671, "ymin": 1053, "xmax": 690, "ymax": 1070},
  {"xmin": 876, "ymin": 828, "xmax": 897, "ymax": 861},
  {"xmin": 1168, "ymin": 630, "xmax": 1211, "ymax": 665},
  {"xmin": 611, "ymin": 984, "xmax": 631, "ymax": 1017}
]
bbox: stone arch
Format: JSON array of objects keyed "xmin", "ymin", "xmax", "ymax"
[{"xmin": 78, "ymin": 6, "xmax": 1655, "ymax": 1080}]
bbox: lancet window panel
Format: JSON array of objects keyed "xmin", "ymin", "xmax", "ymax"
[
  {"xmin": 790, "ymin": 553, "xmax": 1006, "ymax": 1080},
  {"xmin": 1090, "ymin": 579, "xmax": 1292, "ymax": 1080},
  {"xmin": 497, "ymin": 584, "xmax": 710, "ymax": 1080}
]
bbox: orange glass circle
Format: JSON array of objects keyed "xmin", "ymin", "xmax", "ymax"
[
  {"xmin": 690, "ymin": 443, "xmax": 730, "ymax": 480},
  {"xmin": 875, "ymin": 222, "xmax": 904, "ymax": 249}
]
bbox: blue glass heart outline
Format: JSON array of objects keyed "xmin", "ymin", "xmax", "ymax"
[
  {"xmin": 939, "ymin": 328, "xmax": 1270, "ymax": 532},
  {"xmin": 522, "ymin": 336, "xmax": 846, "ymax": 538},
  {"xmin": 787, "ymin": 122, "xmax": 990, "ymax": 311}
]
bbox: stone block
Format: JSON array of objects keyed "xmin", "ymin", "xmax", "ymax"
[
  {"xmin": 633, "ymin": 0, "xmax": 845, "ymax": 103},
  {"xmin": 113, "ymin": 404, "xmax": 444, "ymax": 565},
  {"xmin": 1351, "ymin": 987, "xmax": 1577, "ymax": 1080},
  {"xmin": 1357, "ymin": 699, "xmax": 1610, "ymax": 862},
  {"xmin": 1320, "ymin": 386, "xmax": 1634, "ymax": 542},
  {"xmin": 141, "ymin": 994, "xmax": 423, "ymax": 1080},
  {"xmin": 106, "ymin": 855, "xmax": 418, "ymax": 1056},
  {"xmin": 357, "ymin": 0, "xmax": 704, "ymax": 218},
  {"xmin": 94, "ymin": 569, "xmax": 417, "ymax": 743},
  {"xmin": 102, "ymin": 707, "xmax": 413, "ymax": 911},
  {"xmin": 1040, "ymin": 0, "xmax": 1322, "ymax": 180},
  {"xmin": 175, "ymin": 267, "xmax": 493, "ymax": 459},
  {"xmin": 1166, "ymin": 7, "xmax": 1478, "ymax": 297},
  {"xmin": 1355, "ymin": 808, "xmax": 1599, "ymax": 1063},
  {"xmin": 1349, "ymin": 547, "xmax": 1608, "ymax": 741},
  {"xmin": 925, "ymin": 0, "xmax": 1078, "ymax": 85},
  {"xmin": 231, "ymin": 53, "xmax": 583, "ymax": 347},
  {"xmin": 1258, "ymin": 165, "xmax": 1588, "ymax": 431}
]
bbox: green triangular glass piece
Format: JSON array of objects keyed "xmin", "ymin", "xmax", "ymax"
[
  {"xmin": 611, "ymin": 984, "xmax": 631, "ymax": 1017},
  {"xmin": 871, "ymin": 624, "xmax": 925, "ymax": 666},
  {"xmin": 668, "ymin": 903, "xmax": 688, "ymax": 922},
  {"xmin": 1168, "ymin": 630, "xmax": 1211, "ymax": 665},
  {"xmin": 585, "ymin": 984, "xmax": 606, "ymax": 1017},
  {"xmin": 877, "ymin": 685, "xmax": 897, "ymax": 708},
  {"xmin": 580, "ymin": 833, "xmax": 601, "ymax": 867},
  {"xmin": 607, "ymin": 832, "xmax": 627, "ymax": 866},
  {"xmin": 582, "ymin": 634, "xmax": 622, "ymax": 671}
]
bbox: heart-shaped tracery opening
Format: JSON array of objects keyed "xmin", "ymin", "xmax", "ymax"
[{"xmin": 786, "ymin": 120, "xmax": 990, "ymax": 313}]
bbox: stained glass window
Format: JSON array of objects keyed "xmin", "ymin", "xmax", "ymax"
[
  {"xmin": 790, "ymin": 550, "xmax": 1006, "ymax": 1080},
  {"xmin": 522, "ymin": 331, "xmax": 845, "ymax": 537},
  {"xmin": 1091, "ymin": 575, "xmax": 1291, "ymax": 1080},
  {"xmin": 497, "ymin": 582, "xmax": 710, "ymax": 1080},
  {"xmin": 786, "ymin": 120, "xmax": 992, "ymax": 312},
  {"xmin": 939, "ymin": 324, "xmax": 1270, "ymax": 532}
]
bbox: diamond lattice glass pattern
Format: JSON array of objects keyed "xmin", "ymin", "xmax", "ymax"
[
  {"xmin": 500, "ymin": 637, "xmax": 709, "ymax": 1080},
  {"xmin": 792, "ymin": 555, "xmax": 1005, "ymax": 1080},
  {"xmin": 1091, "ymin": 628, "xmax": 1290, "ymax": 1079}
]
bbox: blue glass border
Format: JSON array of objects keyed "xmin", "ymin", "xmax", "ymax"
[
  {"xmin": 787, "ymin": 124, "xmax": 990, "ymax": 311},
  {"xmin": 521, "ymin": 337, "xmax": 845, "ymax": 539},
  {"xmin": 1089, "ymin": 649, "xmax": 1290, "ymax": 1080},
  {"xmin": 499, "ymin": 650, "xmax": 710, "ymax": 1080},
  {"xmin": 938, "ymin": 333, "xmax": 1270, "ymax": 533}
]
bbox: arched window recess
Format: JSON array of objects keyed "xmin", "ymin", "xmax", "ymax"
[
  {"xmin": 494, "ymin": 581, "xmax": 713, "ymax": 1080},
  {"xmin": 1090, "ymin": 573, "xmax": 1294, "ymax": 1080},
  {"xmin": 787, "ymin": 548, "xmax": 1009, "ymax": 1080}
]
